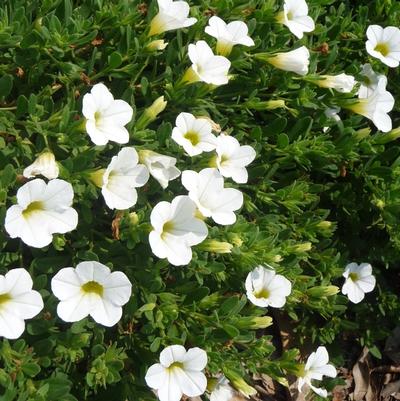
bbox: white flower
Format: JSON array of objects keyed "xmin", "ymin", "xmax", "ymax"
[
  {"xmin": 149, "ymin": 195, "xmax": 208, "ymax": 266},
  {"xmin": 345, "ymin": 77, "xmax": 394, "ymax": 132},
  {"xmin": 5, "ymin": 179, "xmax": 78, "ymax": 248},
  {"xmin": 341, "ymin": 262, "xmax": 376, "ymax": 304},
  {"xmin": 266, "ymin": 46, "xmax": 310, "ymax": 76},
  {"xmin": 0, "ymin": 269, "xmax": 43, "ymax": 339},
  {"xmin": 101, "ymin": 147, "xmax": 149, "ymax": 210},
  {"xmin": 181, "ymin": 168, "xmax": 243, "ymax": 225},
  {"xmin": 324, "ymin": 107, "xmax": 341, "ymax": 122},
  {"xmin": 245, "ymin": 266, "xmax": 292, "ymax": 308},
  {"xmin": 210, "ymin": 376, "xmax": 235, "ymax": 401},
  {"xmin": 205, "ymin": 16, "xmax": 254, "ymax": 56},
  {"xmin": 215, "ymin": 134, "xmax": 256, "ymax": 183},
  {"xmin": 82, "ymin": 83, "xmax": 133, "ymax": 146},
  {"xmin": 23, "ymin": 152, "xmax": 59, "ymax": 180},
  {"xmin": 366, "ymin": 25, "xmax": 400, "ymax": 68},
  {"xmin": 277, "ymin": 0, "xmax": 315, "ymax": 39},
  {"xmin": 184, "ymin": 41, "xmax": 231, "ymax": 86},
  {"xmin": 298, "ymin": 346, "xmax": 337, "ymax": 398},
  {"xmin": 315, "ymin": 73, "xmax": 356, "ymax": 93},
  {"xmin": 145, "ymin": 345, "xmax": 207, "ymax": 401},
  {"xmin": 172, "ymin": 112, "xmax": 217, "ymax": 156},
  {"xmin": 138, "ymin": 150, "xmax": 181, "ymax": 189},
  {"xmin": 51, "ymin": 261, "xmax": 132, "ymax": 327},
  {"xmin": 149, "ymin": 0, "xmax": 197, "ymax": 36},
  {"xmin": 358, "ymin": 64, "xmax": 387, "ymax": 99}
]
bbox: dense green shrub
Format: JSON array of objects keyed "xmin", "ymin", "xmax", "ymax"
[{"xmin": 0, "ymin": 0, "xmax": 399, "ymax": 400}]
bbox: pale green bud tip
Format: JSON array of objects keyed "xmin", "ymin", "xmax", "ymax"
[
  {"xmin": 129, "ymin": 212, "xmax": 139, "ymax": 225},
  {"xmin": 265, "ymin": 100, "xmax": 286, "ymax": 110},
  {"xmin": 317, "ymin": 220, "xmax": 332, "ymax": 229},
  {"xmin": 89, "ymin": 169, "xmax": 105, "ymax": 188},
  {"xmin": 224, "ymin": 370, "xmax": 257, "ymax": 397},
  {"xmin": 200, "ymin": 239, "xmax": 233, "ymax": 254},
  {"xmin": 293, "ymin": 242, "xmax": 312, "ymax": 253},
  {"xmin": 307, "ymin": 285, "xmax": 339, "ymax": 298},
  {"xmin": 375, "ymin": 199, "xmax": 385, "ymax": 209},
  {"xmin": 354, "ymin": 127, "xmax": 371, "ymax": 141},
  {"xmin": 146, "ymin": 96, "xmax": 167, "ymax": 120},
  {"xmin": 236, "ymin": 316, "xmax": 273, "ymax": 329},
  {"xmin": 146, "ymin": 39, "xmax": 168, "ymax": 51}
]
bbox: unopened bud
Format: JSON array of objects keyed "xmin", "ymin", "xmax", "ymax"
[
  {"xmin": 199, "ymin": 239, "xmax": 233, "ymax": 254},
  {"xmin": 374, "ymin": 127, "xmax": 400, "ymax": 144},
  {"xmin": 136, "ymin": 96, "xmax": 167, "ymax": 130},
  {"xmin": 306, "ymin": 285, "xmax": 339, "ymax": 298},
  {"xmin": 129, "ymin": 212, "xmax": 139, "ymax": 225},
  {"xmin": 224, "ymin": 369, "xmax": 257, "ymax": 398},
  {"xmin": 146, "ymin": 39, "xmax": 168, "ymax": 51},
  {"xmin": 234, "ymin": 316, "xmax": 273, "ymax": 330},
  {"xmin": 292, "ymin": 242, "xmax": 312, "ymax": 253}
]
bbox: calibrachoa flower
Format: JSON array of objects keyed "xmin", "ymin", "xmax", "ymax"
[
  {"xmin": 264, "ymin": 46, "xmax": 310, "ymax": 76},
  {"xmin": 145, "ymin": 345, "xmax": 207, "ymax": 401},
  {"xmin": 341, "ymin": 262, "xmax": 376, "ymax": 304},
  {"xmin": 5, "ymin": 179, "xmax": 78, "ymax": 248},
  {"xmin": 149, "ymin": 195, "xmax": 208, "ymax": 266},
  {"xmin": 181, "ymin": 168, "xmax": 243, "ymax": 225},
  {"xmin": 148, "ymin": 0, "xmax": 197, "ymax": 36},
  {"xmin": 314, "ymin": 73, "xmax": 356, "ymax": 93},
  {"xmin": 23, "ymin": 151, "xmax": 59, "ymax": 180},
  {"xmin": 101, "ymin": 147, "xmax": 149, "ymax": 210},
  {"xmin": 358, "ymin": 63, "xmax": 387, "ymax": 99},
  {"xmin": 365, "ymin": 25, "xmax": 400, "ymax": 67},
  {"xmin": 297, "ymin": 346, "xmax": 337, "ymax": 398},
  {"xmin": 0, "ymin": 269, "xmax": 43, "ymax": 339},
  {"xmin": 82, "ymin": 83, "xmax": 133, "ymax": 146},
  {"xmin": 138, "ymin": 150, "xmax": 180, "ymax": 189},
  {"xmin": 51, "ymin": 261, "xmax": 132, "ymax": 327},
  {"xmin": 245, "ymin": 265, "xmax": 292, "ymax": 308},
  {"xmin": 215, "ymin": 133, "xmax": 256, "ymax": 183},
  {"xmin": 172, "ymin": 112, "xmax": 217, "ymax": 156},
  {"xmin": 205, "ymin": 16, "xmax": 254, "ymax": 56},
  {"xmin": 210, "ymin": 376, "xmax": 235, "ymax": 401},
  {"xmin": 183, "ymin": 40, "xmax": 231, "ymax": 86},
  {"xmin": 344, "ymin": 77, "xmax": 394, "ymax": 132},
  {"xmin": 276, "ymin": 0, "xmax": 315, "ymax": 39}
]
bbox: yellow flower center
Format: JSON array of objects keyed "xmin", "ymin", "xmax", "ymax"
[
  {"xmin": 0, "ymin": 293, "xmax": 11, "ymax": 305},
  {"xmin": 253, "ymin": 288, "xmax": 270, "ymax": 299},
  {"xmin": 184, "ymin": 131, "xmax": 200, "ymax": 146},
  {"xmin": 94, "ymin": 111, "xmax": 102, "ymax": 127},
  {"xmin": 349, "ymin": 272, "xmax": 359, "ymax": 282},
  {"xmin": 161, "ymin": 221, "xmax": 175, "ymax": 239},
  {"xmin": 374, "ymin": 43, "xmax": 390, "ymax": 56},
  {"xmin": 81, "ymin": 281, "xmax": 104, "ymax": 296},
  {"xmin": 168, "ymin": 362, "xmax": 184, "ymax": 371},
  {"xmin": 22, "ymin": 201, "xmax": 44, "ymax": 217},
  {"xmin": 219, "ymin": 154, "xmax": 229, "ymax": 165},
  {"xmin": 287, "ymin": 11, "xmax": 293, "ymax": 20}
]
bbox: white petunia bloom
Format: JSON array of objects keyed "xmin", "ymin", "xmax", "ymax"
[
  {"xmin": 149, "ymin": 195, "xmax": 208, "ymax": 266},
  {"xmin": 205, "ymin": 16, "xmax": 254, "ymax": 56},
  {"xmin": 315, "ymin": 73, "xmax": 356, "ymax": 93},
  {"xmin": 82, "ymin": 83, "xmax": 133, "ymax": 146},
  {"xmin": 266, "ymin": 46, "xmax": 310, "ymax": 76},
  {"xmin": 138, "ymin": 150, "xmax": 180, "ymax": 189},
  {"xmin": 245, "ymin": 265, "xmax": 292, "ymax": 308},
  {"xmin": 5, "ymin": 179, "xmax": 78, "ymax": 248},
  {"xmin": 181, "ymin": 168, "xmax": 243, "ymax": 225},
  {"xmin": 298, "ymin": 346, "xmax": 337, "ymax": 398},
  {"xmin": 0, "ymin": 269, "xmax": 43, "ymax": 339},
  {"xmin": 210, "ymin": 376, "xmax": 235, "ymax": 401},
  {"xmin": 101, "ymin": 147, "xmax": 149, "ymax": 210},
  {"xmin": 145, "ymin": 345, "xmax": 207, "ymax": 401},
  {"xmin": 365, "ymin": 25, "xmax": 400, "ymax": 68},
  {"xmin": 172, "ymin": 112, "xmax": 217, "ymax": 156},
  {"xmin": 358, "ymin": 64, "xmax": 387, "ymax": 99},
  {"xmin": 341, "ymin": 262, "xmax": 376, "ymax": 304},
  {"xmin": 277, "ymin": 0, "xmax": 315, "ymax": 39},
  {"xmin": 184, "ymin": 41, "xmax": 231, "ymax": 86},
  {"xmin": 149, "ymin": 0, "xmax": 197, "ymax": 36},
  {"xmin": 23, "ymin": 152, "xmax": 59, "ymax": 180},
  {"xmin": 51, "ymin": 261, "xmax": 132, "ymax": 327},
  {"xmin": 215, "ymin": 134, "xmax": 256, "ymax": 184},
  {"xmin": 345, "ymin": 77, "xmax": 394, "ymax": 132}
]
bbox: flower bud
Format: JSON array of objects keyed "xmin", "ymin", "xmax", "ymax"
[
  {"xmin": 292, "ymin": 242, "xmax": 312, "ymax": 253},
  {"xmin": 373, "ymin": 127, "xmax": 400, "ymax": 144},
  {"xmin": 224, "ymin": 369, "xmax": 257, "ymax": 398},
  {"xmin": 306, "ymin": 285, "xmax": 339, "ymax": 298},
  {"xmin": 198, "ymin": 239, "xmax": 233, "ymax": 254},
  {"xmin": 128, "ymin": 212, "xmax": 139, "ymax": 225},
  {"xmin": 23, "ymin": 151, "xmax": 59, "ymax": 180},
  {"xmin": 316, "ymin": 221, "xmax": 332, "ymax": 230},
  {"xmin": 234, "ymin": 316, "xmax": 273, "ymax": 330},
  {"xmin": 146, "ymin": 39, "xmax": 168, "ymax": 51},
  {"xmin": 89, "ymin": 169, "xmax": 105, "ymax": 188},
  {"xmin": 136, "ymin": 96, "xmax": 167, "ymax": 130}
]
